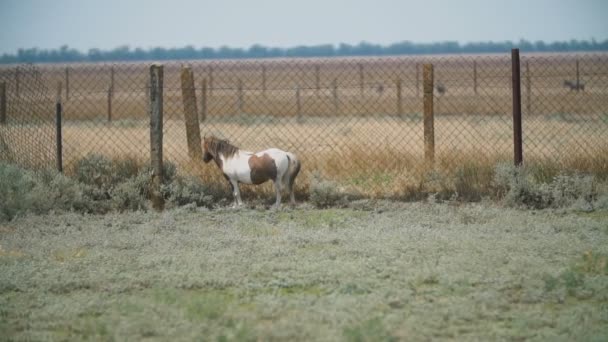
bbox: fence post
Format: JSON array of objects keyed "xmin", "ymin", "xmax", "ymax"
[
  {"xmin": 332, "ymin": 78, "xmax": 339, "ymax": 114},
  {"xmin": 315, "ymin": 65, "xmax": 320, "ymax": 95},
  {"xmin": 149, "ymin": 64, "xmax": 165, "ymax": 211},
  {"xmin": 65, "ymin": 67, "xmax": 70, "ymax": 101},
  {"xmin": 396, "ymin": 79, "xmax": 403, "ymax": 118},
  {"xmin": 200, "ymin": 78, "xmax": 207, "ymax": 121},
  {"xmin": 416, "ymin": 63, "xmax": 420, "ymax": 97},
  {"xmin": 107, "ymin": 83, "xmax": 112, "ymax": 123},
  {"xmin": 237, "ymin": 79, "xmax": 244, "ymax": 113},
  {"xmin": 296, "ymin": 86, "xmax": 302, "ymax": 123},
  {"xmin": 575, "ymin": 58, "xmax": 580, "ymax": 92},
  {"xmin": 358, "ymin": 63, "xmax": 364, "ymax": 96},
  {"xmin": 262, "ymin": 65, "xmax": 267, "ymax": 97},
  {"xmin": 180, "ymin": 66, "xmax": 203, "ymax": 161},
  {"xmin": 525, "ymin": 61, "xmax": 531, "ymax": 114},
  {"xmin": 0, "ymin": 82, "xmax": 6, "ymax": 125},
  {"xmin": 56, "ymin": 81, "xmax": 63, "ymax": 173},
  {"xmin": 208, "ymin": 66, "xmax": 214, "ymax": 96},
  {"xmin": 423, "ymin": 64, "xmax": 435, "ymax": 168},
  {"xmin": 15, "ymin": 68, "xmax": 20, "ymax": 99},
  {"xmin": 511, "ymin": 49, "xmax": 523, "ymax": 166},
  {"xmin": 107, "ymin": 66, "xmax": 114, "ymax": 122},
  {"xmin": 473, "ymin": 61, "xmax": 477, "ymax": 95}
]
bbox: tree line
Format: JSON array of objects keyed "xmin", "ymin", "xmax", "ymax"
[{"xmin": 2, "ymin": 39, "xmax": 607, "ymax": 64}]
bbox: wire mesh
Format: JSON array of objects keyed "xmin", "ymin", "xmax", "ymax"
[{"xmin": 0, "ymin": 53, "xmax": 607, "ymax": 196}]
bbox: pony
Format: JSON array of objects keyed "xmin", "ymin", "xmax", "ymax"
[{"xmin": 202, "ymin": 136, "xmax": 301, "ymax": 208}]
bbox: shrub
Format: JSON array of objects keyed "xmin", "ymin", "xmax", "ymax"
[
  {"xmin": 309, "ymin": 173, "xmax": 347, "ymax": 208},
  {"xmin": 162, "ymin": 176, "xmax": 214, "ymax": 208},
  {"xmin": 493, "ymin": 162, "xmax": 597, "ymax": 209},
  {"xmin": 0, "ymin": 163, "xmax": 37, "ymax": 221}
]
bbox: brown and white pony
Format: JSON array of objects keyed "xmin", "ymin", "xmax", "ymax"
[{"xmin": 203, "ymin": 136, "xmax": 301, "ymax": 208}]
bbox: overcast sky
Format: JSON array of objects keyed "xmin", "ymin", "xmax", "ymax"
[{"xmin": 0, "ymin": 0, "xmax": 606, "ymax": 54}]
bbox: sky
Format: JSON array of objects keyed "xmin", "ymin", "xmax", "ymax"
[{"xmin": 0, "ymin": 0, "xmax": 607, "ymax": 55}]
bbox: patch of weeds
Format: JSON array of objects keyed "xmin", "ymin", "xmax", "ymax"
[
  {"xmin": 162, "ymin": 176, "xmax": 215, "ymax": 208},
  {"xmin": 287, "ymin": 209, "xmax": 363, "ymax": 229},
  {"xmin": 310, "ymin": 172, "xmax": 349, "ymax": 208},
  {"xmin": 579, "ymin": 251, "xmax": 608, "ymax": 275},
  {"xmin": 493, "ymin": 162, "xmax": 598, "ymax": 209},
  {"xmin": 343, "ymin": 317, "xmax": 396, "ymax": 342},
  {"xmin": 340, "ymin": 283, "xmax": 371, "ymax": 295}
]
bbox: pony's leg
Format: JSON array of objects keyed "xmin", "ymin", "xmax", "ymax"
[
  {"xmin": 273, "ymin": 180, "xmax": 282, "ymax": 209},
  {"xmin": 230, "ymin": 179, "xmax": 243, "ymax": 207}
]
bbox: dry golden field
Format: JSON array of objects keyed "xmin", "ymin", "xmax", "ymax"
[{"xmin": 1, "ymin": 53, "xmax": 607, "ymax": 197}]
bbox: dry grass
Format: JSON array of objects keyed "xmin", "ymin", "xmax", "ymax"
[{"xmin": 1, "ymin": 54, "xmax": 607, "ymax": 197}]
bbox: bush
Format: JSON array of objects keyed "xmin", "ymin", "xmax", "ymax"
[
  {"xmin": 0, "ymin": 163, "xmax": 37, "ymax": 221},
  {"xmin": 309, "ymin": 173, "xmax": 347, "ymax": 208},
  {"xmin": 162, "ymin": 176, "xmax": 214, "ymax": 208},
  {"xmin": 0, "ymin": 156, "xmax": 218, "ymax": 221},
  {"xmin": 493, "ymin": 162, "xmax": 597, "ymax": 209}
]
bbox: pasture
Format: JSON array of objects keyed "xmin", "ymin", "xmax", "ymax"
[
  {"xmin": 1, "ymin": 53, "xmax": 607, "ymax": 199},
  {"xmin": 1, "ymin": 202, "xmax": 607, "ymax": 340}
]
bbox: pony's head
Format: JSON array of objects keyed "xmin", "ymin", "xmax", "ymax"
[
  {"xmin": 203, "ymin": 135, "xmax": 239, "ymax": 164},
  {"xmin": 202, "ymin": 135, "xmax": 215, "ymax": 163}
]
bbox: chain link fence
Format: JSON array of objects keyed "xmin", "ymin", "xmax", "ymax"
[{"xmin": 1, "ymin": 53, "xmax": 607, "ymax": 198}]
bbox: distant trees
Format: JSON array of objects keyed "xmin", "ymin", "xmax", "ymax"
[{"xmin": 1, "ymin": 39, "xmax": 607, "ymax": 64}]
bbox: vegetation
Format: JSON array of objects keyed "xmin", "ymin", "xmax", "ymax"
[
  {"xmin": 2, "ymin": 38, "xmax": 608, "ymax": 63},
  {"xmin": 1, "ymin": 201, "xmax": 607, "ymax": 340}
]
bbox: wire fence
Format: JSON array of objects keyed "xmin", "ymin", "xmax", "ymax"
[{"xmin": 1, "ymin": 52, "xmax": 607, "ymax": 197}]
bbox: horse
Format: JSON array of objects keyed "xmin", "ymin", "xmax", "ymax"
[{"xmin": 202, "ymin": 136, "xmax": 301, "ymax": 208}]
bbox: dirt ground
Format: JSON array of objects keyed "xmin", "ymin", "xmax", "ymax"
[{"xmin": 1, "ymin": 201, "xmax": 607, "ymax": 341}]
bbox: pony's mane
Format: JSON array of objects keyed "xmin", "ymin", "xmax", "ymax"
[{"xmin": 206, "ymin": 136, "xmax": 239, "ymax": 159}]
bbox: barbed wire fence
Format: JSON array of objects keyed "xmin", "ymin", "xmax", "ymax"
[{"xmin": 0, "ymin": 51, "xmax": 607, "ymax": 199}]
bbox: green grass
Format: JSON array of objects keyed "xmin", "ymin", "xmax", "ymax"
[{"xmin": 1, "ymin": 204, "xmax": 608, "ymax": 340}]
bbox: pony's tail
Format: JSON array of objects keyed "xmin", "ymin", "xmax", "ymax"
[{"xmin": 286, "ymin": 153, "xmax": 301, "ymax": 190}]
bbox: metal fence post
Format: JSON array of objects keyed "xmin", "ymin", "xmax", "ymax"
[
  {"xmin": 423, "ymin": 64, "xmax": 435, "ymax": 169},
  {"xmin": 180, "ymin": 66, "xmax": 202, "ymax": 161},
  {"xmin": 149, "ymin": 64, "xmax": 165, "ymax": 211},
  {"xmin": 65, "ymin": 67, "xmax": 70, "ymax": 101},
  {"xmin": 55, "ymin": 81, "xmax": 63, "ymax": 172},
  {"xmin": 511, "ymin": 48, "xmax": 523, "ymax": 166},
  {"xmin": 396, "ymin": 79, "xmax": 403, "ymax": 118},
  {"xmin": 200, "ymin": 78, "xmax": 207, "ymax": 121},
  {"xmin": 0, "ymin": 82, "xmax": 6, "ymax": 125}
]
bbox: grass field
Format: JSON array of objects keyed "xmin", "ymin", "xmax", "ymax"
[
  {"xmin": 1, "ymin": 53, "xmax": 607, "ymax": 197},
  {"xmin": 1, "ymin": 202, "xmax": 607, "ymax": 340}
]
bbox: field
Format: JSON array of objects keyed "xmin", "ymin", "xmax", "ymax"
[
  {"xmin": 1, "ymin": 54, "xmax": 608, "ymax": 198},
  {"xmin": 1, "ymin": 202, "xmax": 608, "ymax": 340}
]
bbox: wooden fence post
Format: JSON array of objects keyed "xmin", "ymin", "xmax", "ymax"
[
  {"xmin": 15, "ymin": 68, "xmax": 20, "ymax": 99},
  {"xmin": 208, "ymin": 66, "xmax": 214, "ymax": 96},
  {"xmin": 0, "ymin": 82, "xmax": 6, "ymax": 125},
  {"xmin": 423, "ymin": 64, "xmax": 435, "ymax": 168},
  {"xmin": 416, "ymin": 63, "xmax": 420, "ymax": 97},
  {"xmin": 396, "ymin": 79, "xmax": 403, "ymax": 119},
  {"xmin": 296, "ymin": 86, "xmax": 302, "ymax": 123},
  {"xmin": 149, "ymin": 64, "xmax": 165, "ymax": 211},
  {"xmin": 525, "ymin": 61, "xmax": 531, "ymax": 114},
  {"xmin": 511, "ymin": 49, "xmax": 523, "ymax": 166},
  {"xmin": 358, "ymin": 63, "xmax": 364, "ymax": 96},
  {"xmin": 200, "ymin": 78, "xmax": 207, "ymax": 121},
  {"xmin": 237, "ymin": 79, "xmax": 244, "ymax": 113},
  {"xmin": 332, "ymin": 78, "xmax": 339, "ymax": 114},
  {"xmin": 180, "ymin": 66, "xmax": 203, "ymax": 161},
  {"xmin": 315, "ymin": 65, "xmax": 320, "ymax": 95},
  {"xmin": 107, "ymin": 66, "xmax": 114, "ymax": 122},
  {"xmin": 56, "ymin": 81, "xmax": 63, "ymax": 172},
  {"xmin": 262, "ymin": 65, "xmax": 267, "ymax": 97},
  {"xmin": 575, "ymin": 58, "xmax": 580, "ymax": 91},
  {"xmin": 65, "ymin": 67, "xmax": 70, "ymax": 101}
]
